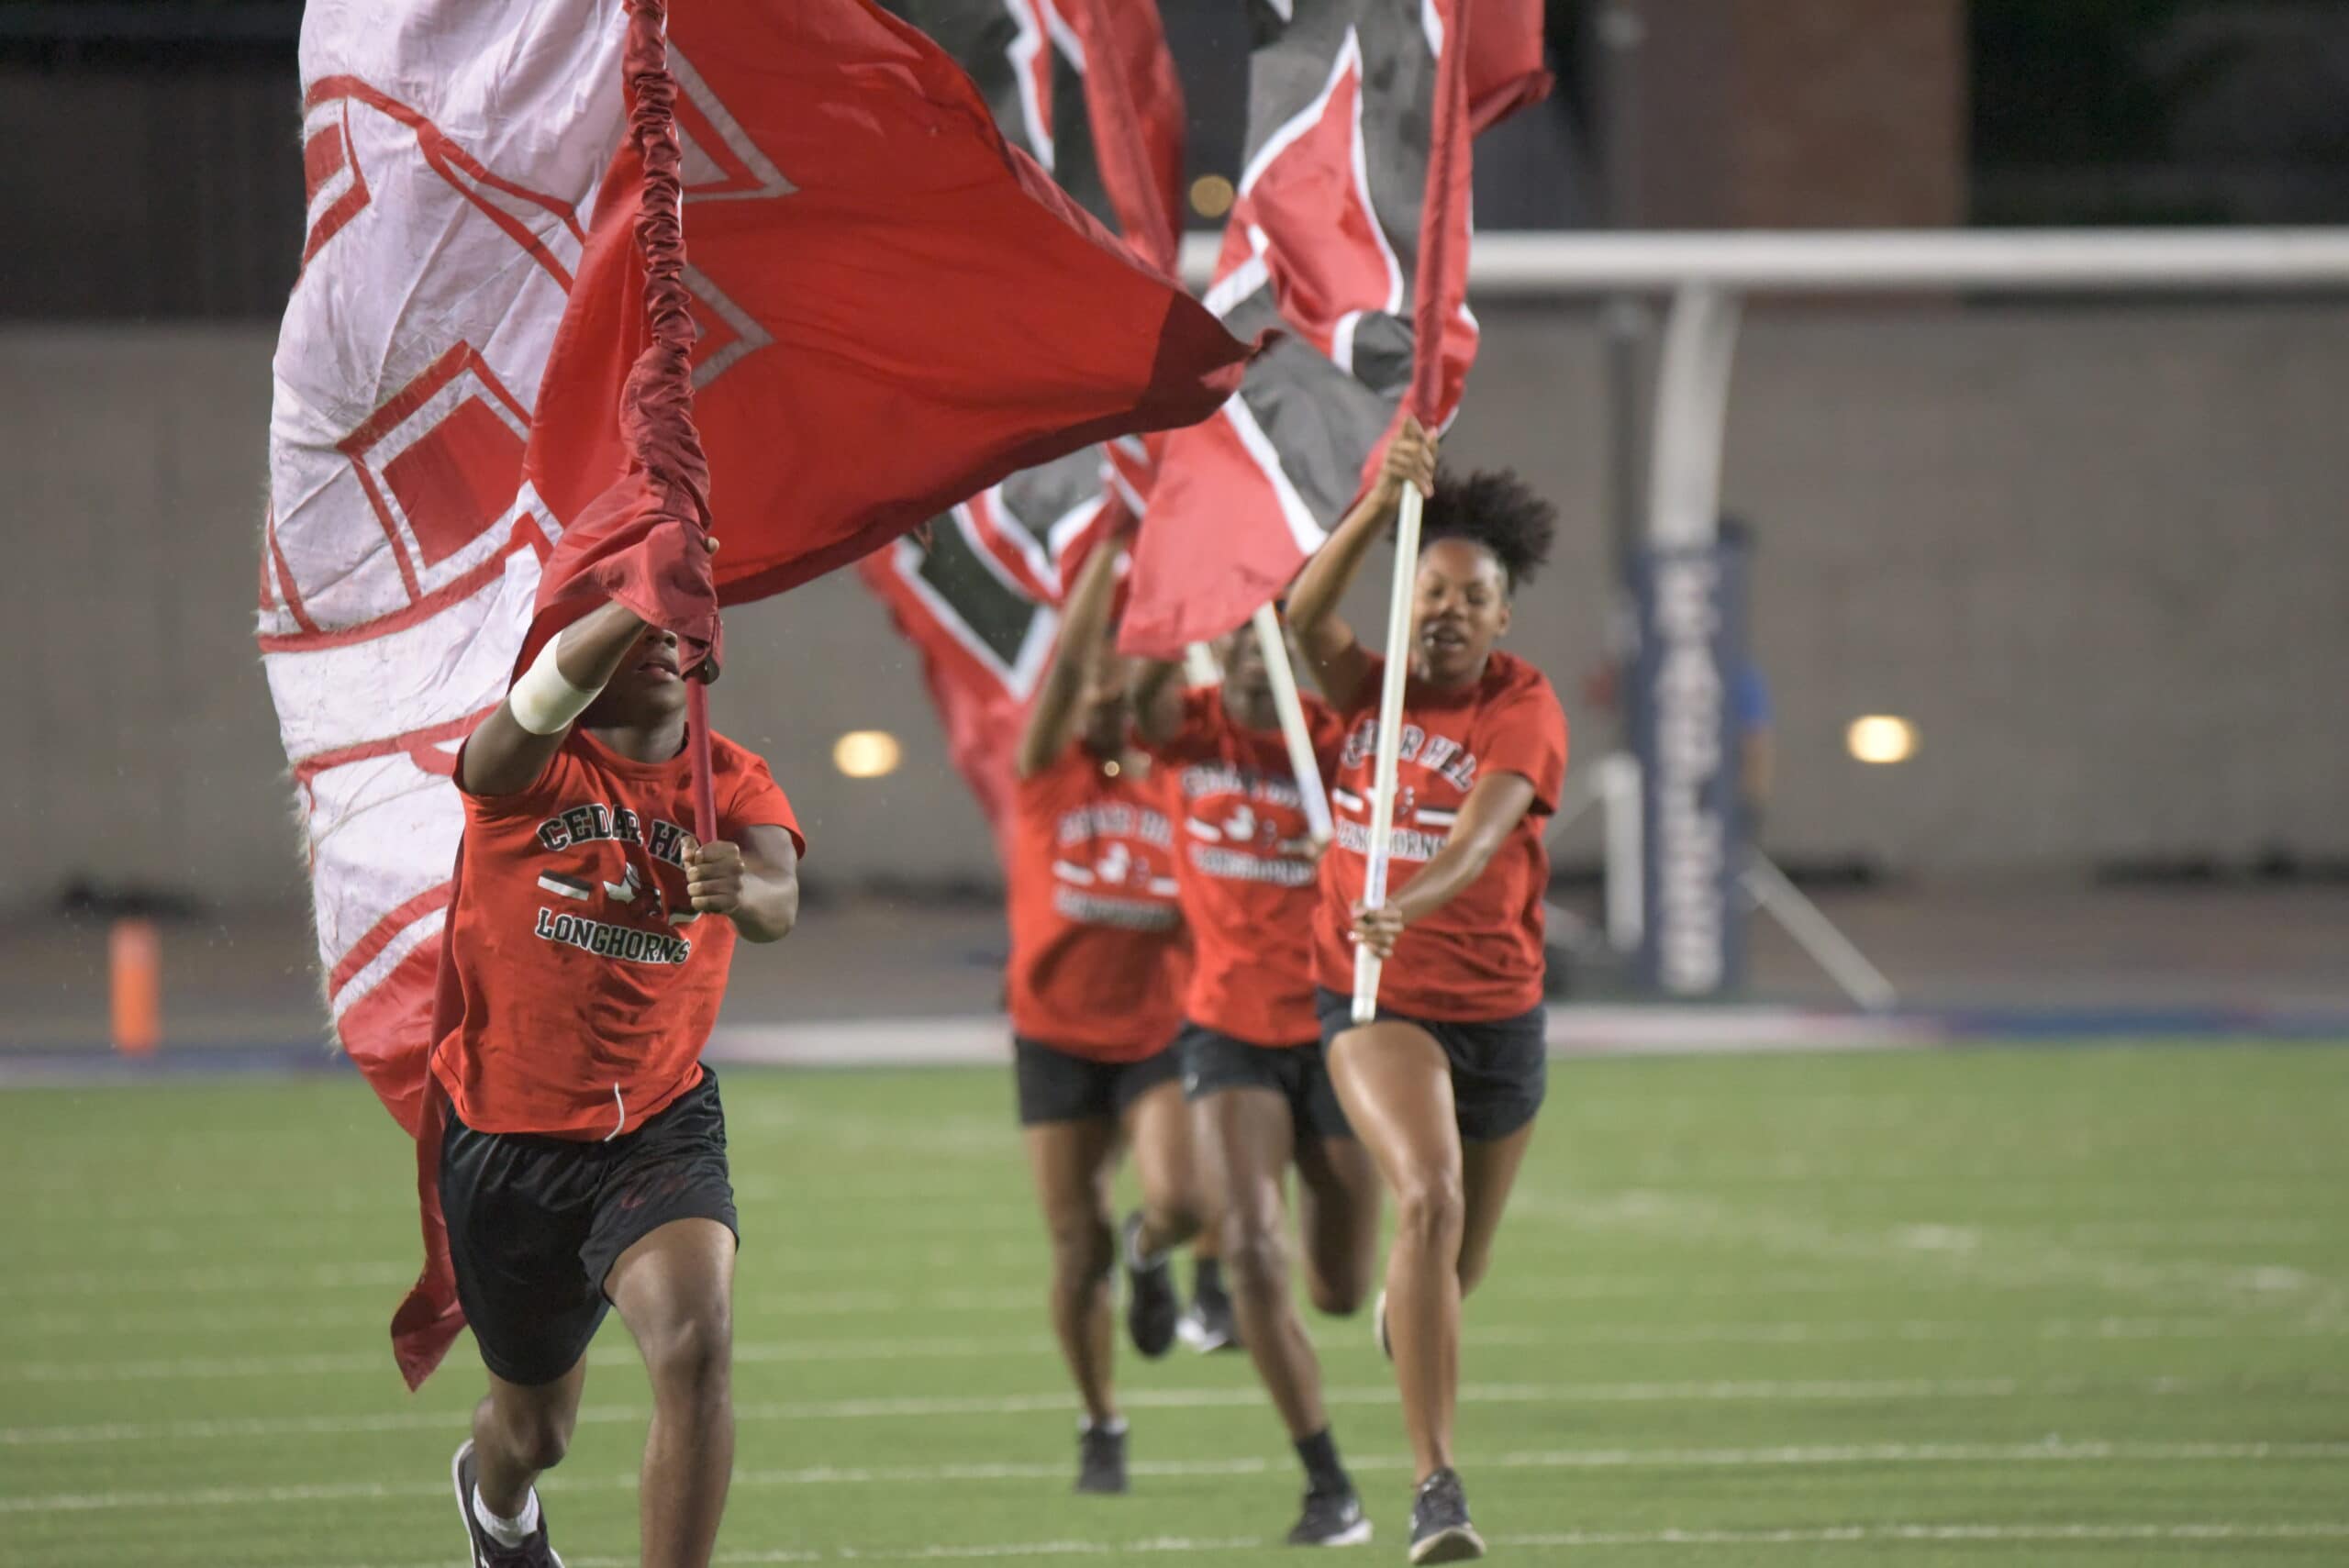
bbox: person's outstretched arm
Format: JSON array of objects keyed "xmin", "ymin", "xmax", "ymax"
[
  {"xmin": 1130, "ymin": 657, "xmax": 1187, "ymax": 747},
  {"xmin": 463, "ymin": 536, "xmax": 721, "ymax": 798},
  {"xmin": 1285, "ymin": 418, "xmax": 1437, "ymax": 713},
  {"xmin": 461, "ymin": 602, "xmax": 651, "ymax": 798},
  {"xmin": 1014, "ymin": 533, "xmax": 1127, "ymax": 780}
]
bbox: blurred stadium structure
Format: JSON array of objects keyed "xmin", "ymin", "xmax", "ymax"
[{"xmin": 4, "ymin": 0, "xmax": 2349, "ymax": 1047}]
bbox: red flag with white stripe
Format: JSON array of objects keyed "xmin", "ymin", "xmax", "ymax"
[
  {"xmin": 1118, "ymin": 0, "xmax": 1551, "ymax": 658},
  {"xmin": 858, "ymin": 0, "xmax": 1187, "ymax": 847}
]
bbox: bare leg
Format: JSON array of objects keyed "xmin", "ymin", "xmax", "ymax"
[
  {"xmin": 1120, "ymin": 1077, "xmax": 1202, "ymax": 1257},
  {"xmin": 471, "ymin": 1357, "xmax": 586, "ymax": 1518},
  {"xmin": 1294, "ymin": 1131, "xmax": 1381, "ymax": 1319},
  {"xmin": 1022, "ymin": 1117, "xmax": 1122, "ymax": 1424},
  {"xmin": 1456, "ymin": 1124, "xmax": 1538, "ymax": 1299},
  {"xmin": 607, "ymin": 1218, "xmax": 737, "ymax": 1568},
  {"xmin": 1200, "ymin": 1086, "xmax": 1324, "ymax": 1438},
  {"xmin": 1329, "ymin": 1021, "xmax": 1464, "ymax": 1485}
]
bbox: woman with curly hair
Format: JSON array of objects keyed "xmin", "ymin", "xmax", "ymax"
[{"xmin": 1285, "ymin": 417, "xmax": 1567, "ymax": 1564}]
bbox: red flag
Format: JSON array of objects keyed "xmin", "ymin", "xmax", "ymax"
[
  {"xmin": 1064, "ymin": 0, "xmax": 1186, "ymax": 272},
  {"xmin": 1465, "ymin": 0, "xmax": 1554, "ymax": 134},
  {"xmin": 856, "ymin": 1, "xmax": 1186, "ymax": 847},
  {"xmin": 1119, "ymin": 0, "xmax": 1551, "ymax": 659},
  {"xmin": 525, "ymin": 0, "xmax": 1243, "ymax": 670},
  {"xmin": 857, "ymin": 452, "xmax": 1128, "ymax": 848}
]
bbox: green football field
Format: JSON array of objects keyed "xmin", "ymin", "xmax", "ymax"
[{"xmin": 4, "ymin": 1044, "xmax": 2345, "ymax": 1567}]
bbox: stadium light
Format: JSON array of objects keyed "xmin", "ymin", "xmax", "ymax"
[
  {"xmin": 1188, "ymin": 173, "xmax": 1234, "ymax": 219},
  {"xmin": 1847, "ymin": 716, "xmax": 1918, "ymax": 765},
  {"xmin": 832, "ymin": 730, "xmax": 903, "ymax": 780}
]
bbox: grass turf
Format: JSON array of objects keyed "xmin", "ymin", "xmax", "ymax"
[{"xmin": 1, "ymin": 1043, "xmax": 2344, "ymax": 1566}]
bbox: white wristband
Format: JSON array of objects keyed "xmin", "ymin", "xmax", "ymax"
[{"xmin": 508, "ymin": 634, "xmax": 605, "ymax": 736}]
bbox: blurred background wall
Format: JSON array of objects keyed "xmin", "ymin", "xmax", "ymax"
[
  {"xmin": 4, "ymin": 0, "xmax": 2347, "ymax": 916},
  {"xmin": 6, "ymin": 303, "xmax": 2347, "ymax": 909}
]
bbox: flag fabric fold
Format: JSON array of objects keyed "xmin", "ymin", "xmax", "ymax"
[
  {"xmin": 858, "ymin": 0, "xmax": 1188, "ymax": 846},
  {"xmin": 524, "ymin": 0, "xmax": 721, "ymax": 686},
  {"xmin": 529, "ymin": 0, "xmax": 1242, "ymax": 618},
  {"xmin": 1119, "ymin": 0, "xmax": 1552, "ymax": 660},
  {"xmin": 260, "ymin": 0, "xmax": 1244, "ymax": 1385}
]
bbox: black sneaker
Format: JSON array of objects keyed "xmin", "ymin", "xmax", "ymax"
[
  {"xmin": 1407, "ymin": 1468, "xmax": 1484, "ymax": 1563},
  {"xmin": 1288, "ymin": 1485, "xmax": 1373, "ymax": 1547},
  {"xmin": 1075, "ymin": 1420, "xmax": 1129, "ymax": 1495},
  {"xmin": 1177, "ymin": 1277, "xmax": 1241, "ymax": 1353},
  {"xmin": 450, "ymin": 1440, "xmax": 564, "ymax": 1567},
  {"xmin": 1121, "ymin": 1212, "xmax": 1178, "ymax": 1358}
]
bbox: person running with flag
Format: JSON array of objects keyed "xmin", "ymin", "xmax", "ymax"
[
  {"xmin": 1131, "ymin": 619, "xmax": 1384, "ymax": 1546},
  {"xmin": 1286, "ymin": 419, "xmax": 1566, "ymax": 1564},
  {"xmin": 435, "ymin": 548, "xmax": 804, "ymax": 1568},
  {"xmin": 1006, "ymin": 527, "xmax": 1203, "ymax": 1495}
]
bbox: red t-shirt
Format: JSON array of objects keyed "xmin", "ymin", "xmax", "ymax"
[
  {"xmin": 1314, "ymin": 651, "xmax": 1567, "ymax": 1021},
  {"xmin": 1146, "ymin": 688, "xmax": 1341, "ymax": 1047},
  {"xmin": 1006, "ymin": 748, "xmax": 1187, "ymax": 1060},
  {"xmin": 431, "ymin": 727, "xmax": 802, "ymax": 1140}
]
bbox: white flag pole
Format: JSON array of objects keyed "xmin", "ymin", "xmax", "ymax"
[
  {"xmin": 1181, "ymin": 641, "xmax": 1222, "ymax": 687},
  {"xmin": 1352, "ymin": 479, "xmax": 1425, "ymax": 1024},
  {"xmin": 1251, "ymin": 602, "xmax": 1332, "ymax": 849}
]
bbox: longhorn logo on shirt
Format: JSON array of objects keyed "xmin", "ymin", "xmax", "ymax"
[
  {"xmin": 1097, "ymin": 842, "xmax": 1133, "ymax": 886},
  {"xmin": 603, "ymin": 862, "xmax": 674, "ymax": 925}
]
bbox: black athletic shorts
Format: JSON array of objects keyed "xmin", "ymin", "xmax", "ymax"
[
  {"xmin": 1314, "ymin": 987, "xmax": 1547, "ymax": 1142},
  {"xmin": 1013, "ymin": 1035, "xmax": 1182, "ymax": 1127},
  {"xmin": 1177, "ymin": 1021, "xmax": 1353, "ymax": 1142},
  {"xmin": 439, "ymin": 1068, "xmax": 739, "ymax": 1387}
]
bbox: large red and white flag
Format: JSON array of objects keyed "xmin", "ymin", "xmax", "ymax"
[
  {"xmin": 1119, "ymin": 0, "xmax": 1551, "ymax": 658},
  {"xmin": 262, "ymin": 0, "xmax": 1245, "ymax": 1144},
  {"xmin": 857, "ymin": 0, "xmax": 1186, "ymax": 844}
]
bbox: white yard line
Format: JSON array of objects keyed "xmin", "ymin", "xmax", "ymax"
[
  {"xmin": 0, "ymin": 1260, "xmax": 417, "ymax": 1301},
  {"xmin": 0, "ymin": 1266, "xmax": 2183, "ymax": 1333},
  {"xmin": 1, "ymin": 1285, "xmax": 1054, "ymax": 1340},
  {"xmin": 0, "ymin": 1243, "xmax": 1076, "ymax": 1302},
  {"xmin": 1494, "ymin": 1521, "xmax": 2349, "ymax": 1550},
  {"xmin": 1557, "ymin": 1188, "xmax": 2349, "ymax": 1318},
  {"xmin": 6, "ymin": 1375, "xmax": 2340, "ymax": 1448},
  {"xmin": 347, "ymin": 1521, "xmax": 2349, "ymax": 1568},
  {"xmin": 6, "ymin": 1206, "xmax": 1041, "ymax": 1262},
  {"xmin": 21, "ymin": 1307, "xmax": 2349, "ymax": 1382},
  {"xmin": 10, "ymin": 1440, "xmax": 2346, "ymax": 1517}
]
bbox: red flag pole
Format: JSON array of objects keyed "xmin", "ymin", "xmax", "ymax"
[
  {"xmin": 623, "ymin": 0, "xmax": 719, "ymax": 842},
  {"xmin": 687, "ymin": 679, "xmax": 718, "ymax": 844}
]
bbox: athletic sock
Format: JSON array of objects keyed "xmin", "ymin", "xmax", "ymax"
[
  {"xmin": 1080, "ymin": 1414, "xmax": 1130, "ymax": 1437},
  {"xmin": 473, "ymin": 1485, "xmax": 540, "ymax": 1548},
  {"xmin": 1194, "ymin": 1256, "xmax": 1226, "ymax": 1298},
  {"xmin": 1123, "ymin": 1217, "xmax": 1163, "ymax": 1273},
  {"xmin": 1295, "ymin": 1427, "xmax": 1350, "ymax": 1496}
]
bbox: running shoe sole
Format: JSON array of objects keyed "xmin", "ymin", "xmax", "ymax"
[{"xmin": 1408, "ymin": 1523, "xmax": 1486, "ymax": 1563}]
